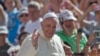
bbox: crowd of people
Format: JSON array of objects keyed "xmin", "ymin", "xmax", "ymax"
[{"xmin": 0, "ymin": 0, "xmax": 100, "ymax": 56}]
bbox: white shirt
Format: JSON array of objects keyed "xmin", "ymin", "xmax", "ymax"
[{"xmin": 24, "ymin": 18, "xmax": 42, "ymax": 34}]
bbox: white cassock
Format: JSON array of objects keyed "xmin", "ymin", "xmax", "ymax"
[{"xmin": 37, "ymin": 30, "xmax": 66, "ymax": 56}]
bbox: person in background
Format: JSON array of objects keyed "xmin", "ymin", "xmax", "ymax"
[
  {"xmin": 81, "ymin": 4, "xmax": 100, "ymax": 55},
  {"xmin": 89, "ymin": 42, "xmax": 100, "ymax": 56},
  {"xmin": 0, "ymin": 26, "xmax": 10, "ymax": 56},
  {"xmin": 18, "ymin": 32, "xmax": 29, "ymax": 45},
  {"xmin": 56, "ymin": 9, "xmax": 87, "ymax": 54},
  {"xmin": 7, "ymin": 32, "xmax": 29, "ymax": 56},
  {"xmin": 17, "ymin": 7, "xmax": 29, "ymax": 35},
  {"xmin": 24, "ymin": 1, "xmax": 42, "ymax": 34},
  {"xmin": 16, "ymin": 1, "xmax": 42, "ymax": 56},
  {"xmin": 4, "ymin": 0, "xmax": 22, "ymax": 45},
  {"xmin": 0, "ymin": 0, "xmax": 6, "ymax": 10}
]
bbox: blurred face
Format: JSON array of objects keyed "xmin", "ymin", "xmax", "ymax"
[
  {"xmin": 0, "ymin": 34, "xmax": 7, "ymax": 43},
  {"xmin": 92, "ymin": 44, "xmax": 100, "ymax": 55},
  {"xmin": 28, "ymin": 7, "xmax": 40, "ymax": 17},
  {"xmin": 19, "ymin": 34, "xmax": 27, "ymax": 45},
  {"xmin": 95, "ymin": 11, "xmax": 100, "ymax": 22},
  {"xmin": 19, "ymin": 13, "xmax": 29, "ymax": 24},
  {"xmin": 41, "ymin": 18, "xmax": 57, "ymax": 39},
  {"xmin": 62, "ymin": 20, "xmax": 75, "ymax": 31},
  {"xmin": 4, "ymin": 0, "xmax": 15, "ymax": 11}
]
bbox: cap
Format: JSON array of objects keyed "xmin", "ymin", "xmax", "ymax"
[
  {"xmin": 0, "ymin": 26, "xmax": 8, "ymax": 34},
  {"xmin": 60, "ymin": 9, "xmax": 77, "ymax": 21},
  {"xmin": 28, "ymin": 1, "xmax": 41, "ymax": 10},
  {"xmin": 18, "ymin": 7, "xmax": 28, "ymax": 17}
]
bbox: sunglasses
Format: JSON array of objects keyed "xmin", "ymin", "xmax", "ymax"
[{"xmin": 19, "ymin": 14, "xmax": 28, "ymax": 17}]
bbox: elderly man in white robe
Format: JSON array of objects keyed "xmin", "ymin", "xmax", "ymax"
[
  {"xmin": 16, "ymin": 12, "xmax": 67, "ymax": 56},
  {"xmin": 32, "ymin": 12, "xmax": 66, "ymax": 56}
]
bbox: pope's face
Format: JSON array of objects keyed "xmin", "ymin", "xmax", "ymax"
[{"xmin": 41, "ymin": 18, "xmax": 57, "ymax": 39}]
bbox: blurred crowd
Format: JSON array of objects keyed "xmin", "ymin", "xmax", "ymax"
[{"xmin": 0, "ymin": 0, "xmax": 100, "ymax": 56}]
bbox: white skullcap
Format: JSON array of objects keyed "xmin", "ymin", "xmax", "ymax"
[{"xmin": 42, "ymin": 12, "xmax": 59, "ymax": 23}]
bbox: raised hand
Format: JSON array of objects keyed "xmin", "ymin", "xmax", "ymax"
[
  {"xmin": 76, "ymin": 31, "xmax": 82, "ymax": 53},
  {"xmin": 32, "ymin": 29, "xmax": 39, "ymax": 49},
  {"xmin": 63, "ymin": 44, "xmax": 73, "ymax": 56}
]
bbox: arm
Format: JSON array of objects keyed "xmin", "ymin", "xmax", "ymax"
[
  {"xmin": 79, "ymin": 0, "xmax": 89, "ymax": 12},
  {"xmin": 98, "ymin": 0, "xmax": 100, "ymax": 6},
  {"xmin": 63, "ymin": 43, "xmax": 73, "ymax": 56},
  {"xmin": 79, "ymin": 4, "xmax": 97, "ymax": 28},
  {"xmin": 82, "ymin": 32, "xmax": 96, "ymax": 55},
  {"xmin": 76, "ymin": 32, "xmax": 82, "ymax": 53},
  {"xmin": 15, "ymin": 0, "xmax": 23, "ymax": 10},
  {"xmin": 0, "ymin": 4, "xmax": 6, "ymax": 23},
  {"xmin": 40, "ymin": 0, "xmax": 50, "ymax": 16},
  {"xmin": 64, "ymin": 0, "xmax": 83, "ymax": 22},
  {"xmin": 40, "ymin": 3, "xmax": 50, "ymax": 17}
]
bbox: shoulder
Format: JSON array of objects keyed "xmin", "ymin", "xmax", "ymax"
[{"xmin": 53, "ymin": 34, "xmax": 62, "ymax": 41}]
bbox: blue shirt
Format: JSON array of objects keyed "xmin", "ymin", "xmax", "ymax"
[{"xmin": 5, "ymin": 8, "xmax": 20, "ymax": 45}]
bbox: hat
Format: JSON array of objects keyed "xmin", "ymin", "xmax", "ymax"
[
  {"xmin": 28, "ymin": 1, "xmax": 41, "ymax": 10},
  {"xmin": 18, "ymin": 7, "xmax": 28, "ymax": 17},
  {"xmin": 0, "ymin": 26, "xmax": 8, "ymax": 34},
  {"xmin": 60, "ymin": 9, "xmax": 77, "ymax": 21}
]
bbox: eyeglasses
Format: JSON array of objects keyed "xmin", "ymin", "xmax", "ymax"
[{"xmin": 19, "ymin": 14, "xmax": 28, "ymax": 17}]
